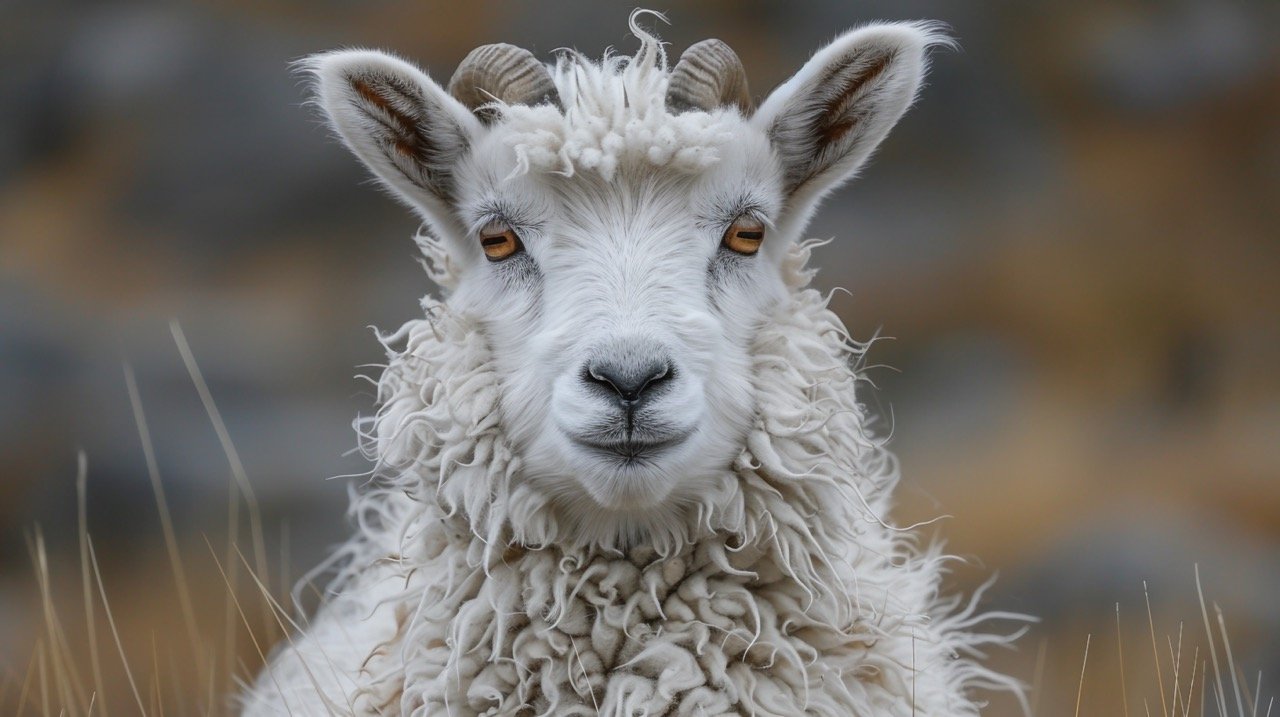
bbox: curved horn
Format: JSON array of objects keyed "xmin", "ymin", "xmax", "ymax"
[
  {"xmin": 666, "ymin": 39, "xmax": 751, "ymax": 114},
  {"xmin": 448, "ymin": 43, "xmax": 559, "ymax": 121}
]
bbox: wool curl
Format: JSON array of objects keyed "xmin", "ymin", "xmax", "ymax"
[{"xmin": 241, "ymin": 239, "xmax": 1029, "ymax": 716}]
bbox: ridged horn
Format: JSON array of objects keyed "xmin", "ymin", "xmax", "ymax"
[
  {"xmin": 448, "ymin": 43, "xmax": 559, "ymax": 121},
  {"xmin": 666, "ymin": 39, "xmax": 751, "ymax": 114}
]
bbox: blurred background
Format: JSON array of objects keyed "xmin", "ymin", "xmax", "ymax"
[{"xmin": 1, "ymin": 0, "xmax": 1277, "ymax": 714}]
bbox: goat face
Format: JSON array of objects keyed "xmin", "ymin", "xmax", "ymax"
[
  {"xmin": 449, "ymin": 133, "xmax": 785, "ymax": 513},
  {"xmin": 306, "ymin": 19, "xmax": 941, "ymax": 535}
]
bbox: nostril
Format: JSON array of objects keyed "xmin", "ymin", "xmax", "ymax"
[
  {"xmin": 583, "ymin": 360, "xmax": 673, "ymax": 403},
  {"xmin": 636, "ymin": 363, "xmax": 671, "ymax": 398},
  {"xmin": 584, "ymin": 365, "xmax": 619, "ymax": 394}
]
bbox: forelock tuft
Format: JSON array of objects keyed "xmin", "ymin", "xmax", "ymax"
[{"xmin": 490, "ymin": 15, "xmax": 741, "ymax": 180}]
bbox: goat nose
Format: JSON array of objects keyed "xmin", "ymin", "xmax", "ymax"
[{"xmin": 584, "ymin": 359, "xmax": 672, "ymax": 404}]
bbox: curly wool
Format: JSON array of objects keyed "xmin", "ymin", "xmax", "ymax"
[{"xmin": 242, "ymin": 240, "xmax": 1024, "ymax": 716}]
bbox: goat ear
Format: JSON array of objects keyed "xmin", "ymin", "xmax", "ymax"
[
  {"xmin": 303, "ymin": 50, "xmax": 483, "ymax": 224},
  {"xmin": 754, "ymin": 23, "xmax": 948, "ymax": 207}
]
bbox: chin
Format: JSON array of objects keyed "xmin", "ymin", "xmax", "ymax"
[
  {"xmin": 559, "ymin": 459, "xmax": 704, "ymax": 551},
  {"xmin": 560, "ymin": 432, "xmax": 716, "ymax": 520},
  {"xmin": 580, "ymin": 461, "xmax": 679, "ymax": 511},
  {"xmin": 523, "ymin": 419, "xmax": 732, "ymax": 546}
]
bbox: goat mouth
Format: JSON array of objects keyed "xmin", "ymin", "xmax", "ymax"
[{"xmin": 569, "ymin": 433, "xmax": 689, "ymax": 463}]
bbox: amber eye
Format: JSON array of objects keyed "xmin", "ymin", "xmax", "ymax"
[
  {"xmin": 479, "ymin": 220, "xmax": 522, "ymax": 261},
  {"xmin": 722, "ymin": 216, "xmax": 766, "ymax": 255}
]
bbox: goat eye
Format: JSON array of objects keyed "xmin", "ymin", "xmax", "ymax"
[
  {"xmin": 479, "ymin": 220, "xmax": 523, "ymax": 261},
  {"xmin": 722, "ymin": 216, "xmax": 765, "ymax": 255}
]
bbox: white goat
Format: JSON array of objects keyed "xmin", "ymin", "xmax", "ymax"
[{"xmin": 243, "ymin": 13, "xmax": 1024, "ymax": 716}]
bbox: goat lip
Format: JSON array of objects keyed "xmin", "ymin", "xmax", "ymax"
[{"xmin": 569, "ymin": 433, "xmax": 688, "ymax": 460}]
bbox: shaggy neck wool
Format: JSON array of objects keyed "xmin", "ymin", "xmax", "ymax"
[{"xmin": 314, "ymin": 240, "xmax": 1021, "ymax": 716}]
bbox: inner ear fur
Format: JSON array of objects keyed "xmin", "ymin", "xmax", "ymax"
[
  {"xmin": 303, "ymin": 50, "xmax": 483, "ymax": 225},
  {"xmin": 755, "ymin": 22, "xmax": 951, "ymax": 203}
]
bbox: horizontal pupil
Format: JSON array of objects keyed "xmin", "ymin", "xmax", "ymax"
[
  {"xmin": 735, "ymin": 231, "xmax": 763, "ymax": 240},
  {"xmin": 481, "ymin": 235, "xmax": 510, "ymax": 247}
]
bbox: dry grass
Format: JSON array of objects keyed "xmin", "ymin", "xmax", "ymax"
[
  {"xmin": 0, "ymin": 329, "xmax": 1272, "ymax": 716},
  {"xmin": 1050, "ymin": 574, "xmax": 1275, "ymax": 717}
]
